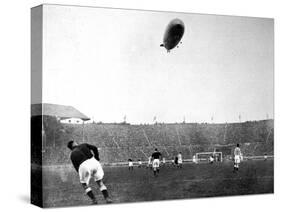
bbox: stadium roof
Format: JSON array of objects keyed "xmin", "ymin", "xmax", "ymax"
[{"xmin": 31, "ymin": 103, "xmax": 90, "ymax": 121}]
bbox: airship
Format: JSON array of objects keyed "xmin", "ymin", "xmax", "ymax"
[{"xmin": 160, "ymin": 18, "xmax": 185, "ymax": 52}]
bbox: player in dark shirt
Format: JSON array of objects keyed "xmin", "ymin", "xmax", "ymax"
[
  {"xmin": 67, "ymin": 140, "xmax": 112, "ymax": 204},
  {"xmin": 174, "ymin": 156, "xmax": 178, "ymax": 166},
  {"xmin": 70, "ymin": 143, "xmax": 100, "ymax": 172},
  {"xmin": 152, "ymin": 149, "xmax": 162, "ymax": 159},
  {"xmin": 151, "ymin": 148, "xmax": 162, "ymax": 176}
]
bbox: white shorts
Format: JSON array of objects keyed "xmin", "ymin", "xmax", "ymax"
[
  {"xmin": 129, "ymin": 162, "xmax": 133, "ymax": 167},
  {"xmin": 78, "ymin": 157, "xmax": 104, "ymax": 185},
  {"xmin": 178, "ymin": 159, "xmax": 183, "ymax": 164},
  {"xmin": 234, "ymin": 155, "xmax": 241, "ymax": 164},
  {"xmin": 152, "ymin": 159, "xmax": 160, "ymax": 168}
]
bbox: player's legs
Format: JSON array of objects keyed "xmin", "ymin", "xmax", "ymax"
[
  {"xmin": 93, "ymin": 162, "xmax": 112, "ymax": 203},
  {"xmin": 79, "ymin": 161, "xmax": 97, "ymax": 204},
  {"xmin": 81, "ymin": 183, "xmax": 97, "ymax": 204},
  {"xmin": 95, "ymin": 167, "xmax": 111, "ymax": 203},
  {"xmin": 237, "ymin": 156, "xmax": 240, "ymax": 170},
  {"xmin": 175, "ymin": 159, "xmax": 178, "ymax": 167},
  {"xmin": 96, "ymin": 180, "xmax": 112, "ymax": 203},
  {"xmin": 152, "ymin": 160, "xmax": 157, "ymax": 176},
  {"xmin": 157, "ymin": 159, "xmax": 160, "ymax": 172},
  {"xmin": 236, "ymin": 160, "xmax": 240, "ymax": 170},
  {"xmin": 153, "ymin": 167, "xmax": 157, "ymax": 176},
  {"xmin": 178, "ymin": 159, "xmax": 183, "ymax": 168},
  {"xmin": 153, "ymin": 159, "xmax": 160, "ymax": 176},
  {"xmin": 233, "ymin": 159, "xmax": 237, "ymax": 171},
  {"xmin": 233, "ymin": 156, "xmax": 240, "ymax": 171},
  {"xmin": 129, "ymin": 162, "xmax": 133, "ymax": 171}
]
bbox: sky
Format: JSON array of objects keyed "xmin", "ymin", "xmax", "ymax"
[{"xmin": 42, "ymin": 4, "xmax": 274, "ymax": 124}]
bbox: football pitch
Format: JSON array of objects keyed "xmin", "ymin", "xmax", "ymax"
[{"xmin": 42, "ymin": 159, "xmax": 273, "ymax": 207}]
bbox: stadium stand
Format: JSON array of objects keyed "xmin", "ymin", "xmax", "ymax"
[{"xmin": 40, "ymin": 119, "xmax": 274, "ymax": 165}]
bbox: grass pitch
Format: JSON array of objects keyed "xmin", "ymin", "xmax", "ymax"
[{"xmin": 42, "ymin": 159, "xmax": 273, "ymax": 207}]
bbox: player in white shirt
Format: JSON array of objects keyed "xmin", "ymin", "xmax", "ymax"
[
  {"xmin": 138, "ymin": 159, "xmax": 142, "ymax": 168},
  {"xmin": 177, "ymin": 152, "xmax": 183, "ymax": 168},
  {"xmin": 233, "ymin": 143, "xmax": 242, "ymax": 172},
  {"xmin": 162, "ymin": 157, "xmax": 166, "ymax": 166},
  {"xmin": 209, "ymin": 155, "xmax": 214, "ymax": 164},
  {"xmin": 128, "ymin": 159, "xmax": 133, "ymax": 171},
  {"xmin": 192, "ymin": 155, "xmax": 197, "ymax": 164}
]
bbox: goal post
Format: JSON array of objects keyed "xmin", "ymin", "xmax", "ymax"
[{"xmin": 195, "ymin": 151, "xmax": 223, "ymax": 163}]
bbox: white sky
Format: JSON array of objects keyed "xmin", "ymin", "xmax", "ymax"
[{"xmin": 42, "ymin": 5, "xmax": 274, "ymax": 124}]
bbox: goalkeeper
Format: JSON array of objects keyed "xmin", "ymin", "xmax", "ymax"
[{"xmin": 67, "ymin": 140, "xmax": 112, "ymax": 204}]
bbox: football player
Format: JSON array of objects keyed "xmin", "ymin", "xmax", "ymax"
[
  {"xmin": 162, "ymin": 157, "xmax": 166, "ymax": 166},
  {"xmin": 209, "ymin": 155, "xmax": 214, "ymax": 164},
  {"xmin": 177, "ymin": 152, "xmax": 183, "ymax": 168},
  {"xmin": 128, "ymin": 159, "xmax": 133, "ymax": 171},
  {"xmin": 264, "ymin": 153, "xmax": 268, "ymax": 161},
  {"xmin": 151, "ymin": 148, "xmax": 162, "ymax": 176},
  {"xmin": 174, "ymin": 156, "xmax": 178, "ymax": 166},
  {"xmin": 233, "ymin": 143, "xmax": 242, "ymax": 172},
  {"xmin": 67, "ymin": 140, "xmax": 112, "ymax": 204},
  {"xmin": 138, "ymin": 159, "xmax": 142, "ymax": 168},
  {"xmin": 192, "ymin": 155, "xmax": 198, "ymax": 164}
]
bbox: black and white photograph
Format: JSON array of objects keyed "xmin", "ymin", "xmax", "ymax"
[{"xmin": 31, "ymin": 4, "xmax": 274, "ymax": 208}]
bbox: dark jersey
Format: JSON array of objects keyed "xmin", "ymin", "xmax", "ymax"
[
  {"xmin": 70, "ymin": 143, "xmax": 100, "ymax": 172},
  {"xmin": 174, "ymin": 157, "xmax": 178, "ymax": 164},
  {"xmin": 152, "ymin": 151, "xmax": 162, "ymax": 159}
]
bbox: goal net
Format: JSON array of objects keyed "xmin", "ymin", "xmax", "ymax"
[{"xmin": 195, "ymin": 151, "xmax": 223, "ymax": 163}]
